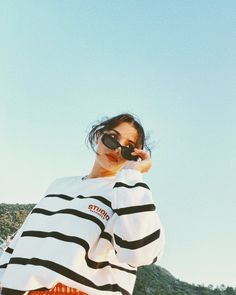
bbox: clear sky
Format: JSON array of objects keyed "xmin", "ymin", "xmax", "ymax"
[{"xmin": 0, "ymin": 0, "xmax": 235, "ymax": 288}]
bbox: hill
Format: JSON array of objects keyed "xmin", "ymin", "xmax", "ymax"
[{"xmin": 133, "ymin": 264, "xmax": 236, "ymax": 295}]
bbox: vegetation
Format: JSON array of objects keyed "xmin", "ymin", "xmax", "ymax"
[
  {"xmin": 0, "ymin": 203, "xmax": 35, "ymax": 241},
  {"xmin": 1, "ymin": 203, "xmax": 235, "ymax": 295},
  {"xmin": 133, "ymin": 265, "xmax": 236, "ymax": 295}
]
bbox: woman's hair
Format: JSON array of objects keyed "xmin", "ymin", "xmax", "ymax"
[{"xmin": 85, "ymin": 113, "xmax": 152, "ymax": 156}]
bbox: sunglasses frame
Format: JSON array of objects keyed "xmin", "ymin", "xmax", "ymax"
[{"xmin": 101, "ymin": 133, "xmax": 139, "ymax": 161}]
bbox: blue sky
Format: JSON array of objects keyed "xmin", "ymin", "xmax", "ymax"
[{"xmin": 0, "ymin": 0, "xmax": 235, "ymax": 288}]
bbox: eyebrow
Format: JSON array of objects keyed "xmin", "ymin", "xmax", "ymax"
[{"xmin": 109, "ymin": 129, "xmax": 136, "ymax": 145}]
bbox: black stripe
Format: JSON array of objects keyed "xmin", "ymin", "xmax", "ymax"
[
  {"xmin": 31, "ymin": 207, "xmax": 105, "ymax": 231},
  {"xmin": 45, "ymin": 194, "xmax": 112, "ymax": 208},
  {"xmin": 45, "ymin": 194, "xmax": 73, "ymax": 201},
  {"xmin": 100, "ymin": 231, "xmax": 113, "ymax": 243},
  {"xmin": 113, "ymin": 182, "xmax": 150, "ymax": 190},
  {"xmin": 5, "ymin": 247, "xmax": 14, "ymax": 254},
  {"xmin": 114, "ymin": 229, "xmax": 160, "ymax": 250},
  {"xmin": 2, "ymin": 286, "xmax": 52, "ymax": 294},
  {"xmin": 21, "ymin": 230, "xmax": 136, "ymax": 275},
  {"xmin": 77, "ymin": 195, "xmax": 112, "ymax": 208},
  {"xmin": 0, "ymin": 263, "xmax": 8, "ymax": 269},
  {"xmin": 8, "ymin": 257, "xmax": 131, "ymax": 295},
  {"xmin": 2, "ymin": 286, "xmax": 50, "ymax": 295},
  {"xmin": 152, "ymin": 256, "xmax": 158, "ymax": 264},
  {"xmin": 114, "ymin": 204, "xmax": 156, "ymax": 216},
  {"xmin": 1, "ymin": 288, "xmax": 25, "ymax": 295}
]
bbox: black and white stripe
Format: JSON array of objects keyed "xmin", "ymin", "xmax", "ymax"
[
  {"xmin": 114, "ymin": 204, "xmax": 156, "ymax": 216},
  {"xmin": 113, "ymin": 182, "xmax": 150, "ymax": 190},
  {"xmin": 20, "ymin": 230, "xmax": 136, "ymax": 275},
  {"xmin": 111, "ymin": 173, "xmax": 164, "ymax": 267},
  {"xmin": 114, "ymin": 229, "xmax": 161, "ymax": 250},
  {"xmin": 31, "ymin": 207, "xmax": 106, "ymax": 231},
  {"xmin": 4, "ymin": 256, "xmax": 132, "ymax": 295},
  {"xmin": 45, "ymin": 194, "xmax": 112, "ymax": 209},
  {"xmin": 0, "ymin": 171, "xmax": 165, "ymax": 295}
]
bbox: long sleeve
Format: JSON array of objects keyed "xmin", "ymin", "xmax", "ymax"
[
  {"xmin": 0, "ymin": 178, "xmax": 59, "ymax": 289},
  {"xmin": 0, "ymin": 215, "xmax": 31, "ymax": 290},
  {"xmin": 110, "ymin": 168, "xmax": 165, "ymax": 268}
]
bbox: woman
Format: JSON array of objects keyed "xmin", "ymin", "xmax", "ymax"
[{"xmin": 0, "ymin": 113, "xmax": 165, "ymax": 295}]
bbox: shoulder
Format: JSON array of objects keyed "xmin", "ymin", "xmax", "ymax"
[{"xmin": 44, "ymin": 175, "xmax": 82, "ymax": 195}]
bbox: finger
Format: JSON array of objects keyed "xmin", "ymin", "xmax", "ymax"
[
  {"xmin": 134, "ymin": 148, "xmax": 149, "ymax": 155},
  {"xmin": 133, "ymin": 149, "xmax": 150, "ymax": 159},
  {"xmin": 132, "ymin": 153, "xmax": 149, "ymax": 161}
]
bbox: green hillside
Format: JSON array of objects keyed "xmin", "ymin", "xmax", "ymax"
[
  {"xmin": 0, "ymin": 203, "xmax": 235, "ymax": 295},
  {"xmin": 133, "ymin": 264, "xmax": 236, "ymax": 295},
  {"xmin": 0, "ymin": 203, "xmax": 35, "ymax": 241}
]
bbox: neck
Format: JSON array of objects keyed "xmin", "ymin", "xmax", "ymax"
[{"xmin": 87, "ymin": 159, "xmax": 122, "ymax": 179}]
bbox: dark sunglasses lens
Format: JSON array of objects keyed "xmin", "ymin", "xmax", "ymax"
[
  {"xmin": 102, "ymin": 134, "xmax": 139, "ymax": 161},
  {"xmin": 121, "ymin": 147, "xmax": 139, "ymax": 161},
  {"xmin": 101, "ymin": 134, "xmax": 119, "ymax": 149}
]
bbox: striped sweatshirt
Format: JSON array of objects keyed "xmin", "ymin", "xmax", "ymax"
[{"xmin": 0, "ymin": 168, "xmax": 165, "ymax": 295}]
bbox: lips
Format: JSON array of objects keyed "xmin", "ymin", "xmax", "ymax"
[{"xmin": 105, "ymin": 154, "xmax": 119, "ymax": 162}]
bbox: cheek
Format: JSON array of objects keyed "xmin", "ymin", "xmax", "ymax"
[
  {"xmin": 96, "ymin": 140, "xmax": 106, "ymax": 152},
  {"xmin": 96, "ymin": 144, "xmax": 110, "ymax": 163},
  {"xmin": 97, "ymin": 144, "xmax": 109, "ymax": 155}
]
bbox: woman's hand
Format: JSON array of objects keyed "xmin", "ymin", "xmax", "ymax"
[{"xmin": 123, "ymin": 148, "xmax": 152, "ymax": 173}]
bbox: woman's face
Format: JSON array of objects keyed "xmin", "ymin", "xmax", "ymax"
[{"xmin": 95, "ymin": 122, "xmax": 139, "ymax": 173}]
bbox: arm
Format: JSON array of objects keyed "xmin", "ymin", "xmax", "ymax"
[
  {"xmin": 0, "ymin": 216, "xmax": 30, "ymax": 287},
  {"xmin": 110, "ymin": 167, "xmax": 165, "ymax": 267},
  {"xmin": 0, "ymin": 178, "xmax": 59, "ymax": 287}
]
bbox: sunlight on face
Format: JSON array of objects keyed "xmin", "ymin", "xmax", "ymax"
[{"xmin": 95, "ymin": 122, "xmax": 139, "ymax": 175}]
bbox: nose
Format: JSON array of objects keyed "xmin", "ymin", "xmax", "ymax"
[{"xmin": 118, "ymin": 138, "xmax": 126, "ymax": 147}]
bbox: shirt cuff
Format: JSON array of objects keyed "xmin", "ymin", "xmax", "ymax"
[{"xmin": 116, "ymin": 167, "xmax": 143, "ymax": 185}]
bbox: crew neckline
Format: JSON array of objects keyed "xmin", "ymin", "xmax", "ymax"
[{"xmin": 81, "ymin": 175, "xmax": 116, "ymax": 181}]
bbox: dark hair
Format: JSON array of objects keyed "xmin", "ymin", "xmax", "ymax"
[{"xmin": 85, "ymin": 113, "xmax": 152, "ymax": 156}]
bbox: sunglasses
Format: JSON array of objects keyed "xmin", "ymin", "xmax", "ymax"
[{"xmin": 101, "ymin": 133, "xmax": 139, "ymax": 161}]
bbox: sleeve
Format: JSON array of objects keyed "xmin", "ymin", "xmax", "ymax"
[
  {"xmin": 110, "ymin": 168, "xmax": 165, "ymax": 268},
  {"xmin": 0, "ymin": 215, "xmax": 32, "ymax": 287},
  {"xmin": 0, "ymin": 178, "xmax": 60, "ymax": 287}
]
